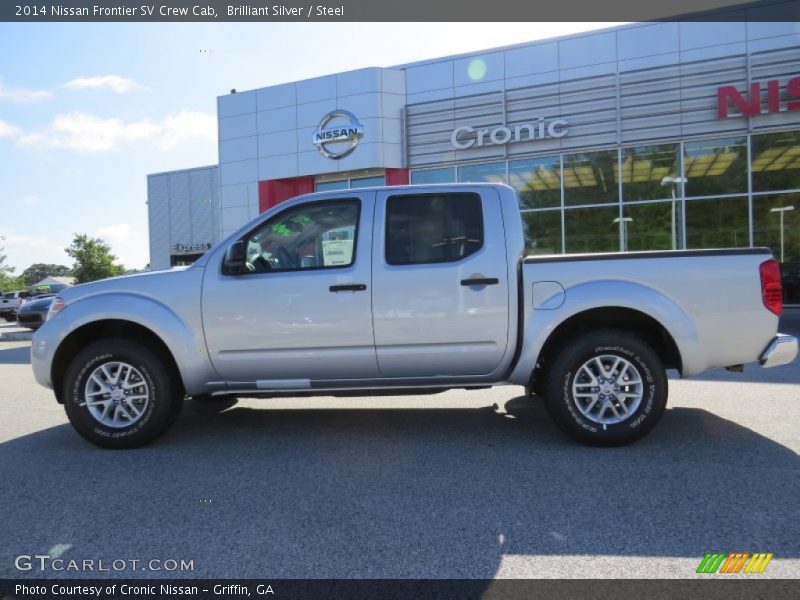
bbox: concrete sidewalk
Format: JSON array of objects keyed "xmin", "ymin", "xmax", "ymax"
[{"xmin": 0, "ymin": 322, "xmax": 33, "ymax": 342}]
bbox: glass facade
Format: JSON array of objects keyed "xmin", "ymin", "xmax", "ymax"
[
  {"xmin": 315, "ymin": 174, "xmax": 386, "ymax": 191},
  {"xmin": 563, "ymin": 150, "xmax": 618, "ymax": 206},
  {"xmin": 411, "ymin": 129, "xmax": 800, "ymax": 304},
  {"xmin": 509, "ymin": 156, "xmax": 560, "ymax": 209},
  {"xmin": 457, "ymin": 162, "xmax": 506, "ymax": 184},
  {"xmin": 410, "ymin": 167, "xmax": 455, "ymax": 185}
]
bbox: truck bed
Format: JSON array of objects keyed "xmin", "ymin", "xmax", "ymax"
[{"xmin": 514, "ymin": 247, "xmax": 777, "ymax": 380}]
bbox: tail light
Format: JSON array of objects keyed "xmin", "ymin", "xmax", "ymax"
[
  {"xmin": 759, "ymin": 259, "xmax": 783, "ymax": 316},
  {"xmin": 47, "ymin": 297, "xmax": 67, "ymax": 320}
]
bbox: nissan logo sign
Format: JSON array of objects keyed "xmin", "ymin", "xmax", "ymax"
[
  {"xmin": 451, "ymin": 118, "xmax": 568, "ymax": 149},
  {"xmin": 312, "ymin": 110, "xmax": 364, "ymax": 159}
]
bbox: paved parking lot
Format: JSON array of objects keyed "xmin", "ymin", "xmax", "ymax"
[{"xmin": 0, "ymin": 316, "xmax": 798, "ymax": 579}]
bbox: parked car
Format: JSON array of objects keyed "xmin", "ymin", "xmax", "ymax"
[
  {"xmin": 0, "ymin": 290, "xmax": 29, "ymax": 322},
  {"xmin": 31, "ymin": 184, "xmax": 798, "ymax": 449},
  {"xmin": 17, "ymin": 294, "xmax": 56, "ymax": 330}
]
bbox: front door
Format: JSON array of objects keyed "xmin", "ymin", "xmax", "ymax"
[
  {"xmin": 371, "ymin": 188, "xmax": 510, "ymax": 378},
  {"xmin": 202, "ymin": 192, "xmax": 378, "ymax": 384}
]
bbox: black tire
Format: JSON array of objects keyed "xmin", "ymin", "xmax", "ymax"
[
  {"xmin": 542, "ymin": 329, "xmax": 667, "ymax": 446},
  {"xmin": 63, "ymin": 338, "xmax": 183, "ymax": 449}
]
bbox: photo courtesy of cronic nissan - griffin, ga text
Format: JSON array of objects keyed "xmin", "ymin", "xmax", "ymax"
[{"xmin": 30, "ymin": 183, "xmax": 798, "ymax": 448}]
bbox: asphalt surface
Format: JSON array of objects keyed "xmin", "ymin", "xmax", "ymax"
[{"xmin": 0, "ymin": 316, "xmax": 798, "ymax": 580}]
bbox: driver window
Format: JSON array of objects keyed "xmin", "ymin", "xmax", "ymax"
[{"xmin": 243, "ymin": 199, "xmax": 360, "ymax": 273}]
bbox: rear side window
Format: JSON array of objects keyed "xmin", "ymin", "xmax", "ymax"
[{"xmin": 385, "ymin": 193, "xmax": 484, "ymax": 265}]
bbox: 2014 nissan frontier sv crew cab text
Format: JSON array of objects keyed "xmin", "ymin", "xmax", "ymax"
[{"xmin": 31, "ymin": 184, "xmax": 798, "ymax": 448}]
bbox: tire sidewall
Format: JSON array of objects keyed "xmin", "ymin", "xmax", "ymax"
[
  {"xmin": 64, "ymin": 341, "xmax": 176, "ymax": 448},
  {"xmin": 546, "ymin": 332, "xmax": 667, "ymax": 445}
]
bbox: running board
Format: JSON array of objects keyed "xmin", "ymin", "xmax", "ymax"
[{"xmin": 256, "ymin": 379, "xmax": 311, "ymax": 390}]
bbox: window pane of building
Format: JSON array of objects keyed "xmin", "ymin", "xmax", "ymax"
[
  {"xmin": 315, "ymin": 180, "xmax": 348, "ymax": 192},
  {"xmin": 683, "ymin": 137, "xmax": 747, "ymax": 197},
  {"xmin": 565, "ymin": 206, "xmax": 620, "ymax": 253},
  {"xmin": 457, "ymin": 162, "xmax": 507, "ymax": 184},
  {"xmin": 563, "ymin": 149, "xmax": 619, "ymax": 206},
  {"xmin": 620, "ymin": 144, "xmax": 680, "ymax": 202},
  {"xmin": 509, "ymin": 156, "xmax": 561, "ymax": 209},
  {"xmin": 350, "ymin": 175, "xmax": 385, "ymax": 189},
  {"xmin": 521, "ymin": 210, "xmax": 562, "ymax": 254},
  {"xmin": 753, "ymin": 194, "xmax": 800, "ymax": 304},
  {"xmin": 685, "ymin": 196, "xmax": 749, "ymax": 248},
  {"xmin": 622, "ymin": 201, "xmax": 683, "ymax": 251},
  {"xmin": 411, "ymin": 167, "xmax": 456, "ymax": 185},
  {"xmin": 751, "ymin": 130, "xmax": 800, "ymax": 193}
]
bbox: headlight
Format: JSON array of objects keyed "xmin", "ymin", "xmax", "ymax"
[{"xmin": 47, "ymin": 297, "xmax": 66, "ymax": 320}]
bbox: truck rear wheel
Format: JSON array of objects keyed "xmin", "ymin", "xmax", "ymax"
[
  {"xmin": 62, "ymin": 338, "xmax": 183, "ymax": 449},
  {"xmin": 542, "ymin": 329, "xmax": 667, "ymax": 446}
]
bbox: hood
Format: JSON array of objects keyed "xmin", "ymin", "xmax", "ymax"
[{"xmin": 57, "ymin": 265, "xmax": 198, "ymax": 305}]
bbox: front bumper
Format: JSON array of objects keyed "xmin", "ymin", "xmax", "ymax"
[
  {"xmin": 17, "ymin": 313, "xmax": 44, "ymax": 329},
  {"xmin": 760, "ymin": 334, "xmax": 799, "ymax": 368}
]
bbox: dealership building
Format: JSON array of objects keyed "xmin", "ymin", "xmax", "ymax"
[{"xmin": 147, "ymin": 18, "xmax": 800, "ymax": 303}]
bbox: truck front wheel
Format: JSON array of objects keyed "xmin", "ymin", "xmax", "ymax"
[
  {"xmin": 62, "ymin": 338, "xmax": 183, "ymax": 449},
  {"xmin": 542, "ymin": 329, "xmax": 667, "ymax": 446}
]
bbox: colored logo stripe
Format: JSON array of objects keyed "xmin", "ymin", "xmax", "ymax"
[
  {"xmin": 697, "ymin": 553, "xmax": 726, "ymax": 573},
  {"xmin": 744, "ymin": 553, "xmax": 774, "ymax": 573},
  {"xmin": 697, "ymin": 552, "xmax": 773, "ymax": 574}
]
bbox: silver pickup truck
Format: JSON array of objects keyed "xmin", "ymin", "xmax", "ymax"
[{"xmin": 31, "ymin": 184, "xmax": 797, "ymax": 449}]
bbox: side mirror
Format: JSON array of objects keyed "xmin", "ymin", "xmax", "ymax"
[{"xmin": 222, "ymin": 240, "xmax": 246, "ymax": 274}]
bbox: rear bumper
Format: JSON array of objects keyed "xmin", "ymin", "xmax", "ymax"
[{"xmin": 760, "ymin": 334, "xmax": 799, "ymax": 368}]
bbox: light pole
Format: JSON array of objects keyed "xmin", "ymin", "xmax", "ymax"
[
  {"xmin": 614, "ymin": 217, "xmax": 633, "ymax": 252},
  {"xmin": 661, "ymin": 176, "xmax": 687, "ymax": 250},
  {"xmin": 770, "ymin": 205, "xmax": 795, "ymax": 263}
]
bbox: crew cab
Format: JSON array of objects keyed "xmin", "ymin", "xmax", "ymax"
[{"xmin": 31, "ymin": 184, "xmax": 798, "ymax": 448}]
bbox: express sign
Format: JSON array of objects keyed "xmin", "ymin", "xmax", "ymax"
[
  {"xmin": 172, "ymin": 242, "xmax": 211, "ymax": 255},
  {"xmin": 718, "ymin": 77, "xmax": 800, "ymax": 118}
]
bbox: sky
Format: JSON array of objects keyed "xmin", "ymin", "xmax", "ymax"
[{"xmin": 0, "ymin": 21, "xmax": 624, "ymax": 272}]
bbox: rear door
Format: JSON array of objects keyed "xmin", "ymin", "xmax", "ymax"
[{"xmin": 371, "ymin": 188, "xmax": 510, "ymax": 377}]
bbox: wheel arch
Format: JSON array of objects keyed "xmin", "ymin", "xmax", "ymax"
[
  {"xmin": 529, "ymin": 306, "xmax": 682, "ymax": 393},
  {"xmin": 51, "ymin": 319, "xmax": 184, "ymax": 403}
]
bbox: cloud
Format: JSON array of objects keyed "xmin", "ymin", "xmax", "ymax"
[
  {"xmin": 154, "ymin": 111, "xmax": 217, "ymax": 150},
  {"xmin": 0, "ymin": 81, "xmax": 53, "ymax": 103},
  {"xmin": 95, "ymin": 224, "xmax": 148, "ymax": 268},
  {"xmin": 0, "ymin": 230, "xmax": 69, "ymax": 271},
  {"xmin": 0, "ymin": 119, "xmax": 22, "ymax": 138},
  {"xmin": 17, "ymin": 111, "xmax": 159, "ymax": 153},
  {"xmin": 20, "ymin": 195, "xmax": 41, "ymax": 205},
  {"xmin": 96, "ymin": 223, "xmax": 134, "ymax": 242},
  {"xmin": 63, "ymin": 75, "xmax": 147, "ymax": 94},
  {"xmin": 15, "ymin": 110, "xmax": 216, "ymax": 154}
]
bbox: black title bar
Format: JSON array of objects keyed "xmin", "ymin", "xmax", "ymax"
[
  {"xmin": 2, "ymin": 579, "xmax": 800, "ymax": 600},
  {"xmin": 1, "ymin": 0, "xmax": 798, "ymax": 22}
]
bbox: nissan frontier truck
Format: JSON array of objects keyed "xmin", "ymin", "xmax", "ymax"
[{"xmin": 31, "ymin": 184, "xmax": 798, "ymax": 448}]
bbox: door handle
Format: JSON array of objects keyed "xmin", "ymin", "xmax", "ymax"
[
  {"xmin": 329, "ymin": 284, "xmax": 367, "ymax": 292},
  {"xmin": 461, "ymin": 277, "xmax": 499, "ymax": 286}
]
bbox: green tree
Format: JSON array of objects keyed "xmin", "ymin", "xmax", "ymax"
[
  {"xmin": 20, "ymin": 263, "xmax": 73, "ymax": 286},
  {"xmin": 66, "ymin": 234, "xmax": 125, "ymax": 284},
  {"xmin": 0, "ymin": 237, "xmax": 25, "ymax": 292}
]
